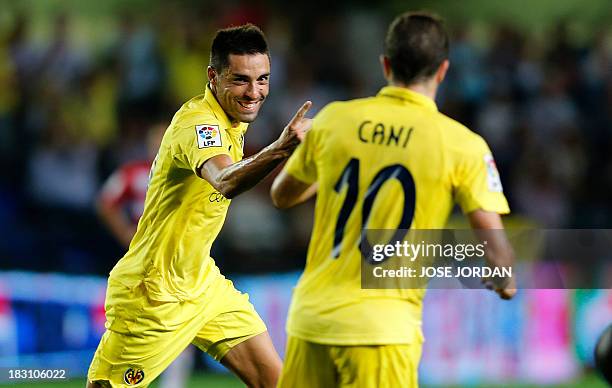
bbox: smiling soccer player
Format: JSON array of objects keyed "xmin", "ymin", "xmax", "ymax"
[{"xmin": 87, "ymin": 24, "xmax": 311, "ymax": 388}]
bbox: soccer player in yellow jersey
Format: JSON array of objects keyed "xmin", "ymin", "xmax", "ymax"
[
  {"xmin": 271, "ymin": 12, "xmax": 516, "ymax": 388},
  {"xmin": 87, "ymin": 24, "xmax": 312, "ymax": 388}
]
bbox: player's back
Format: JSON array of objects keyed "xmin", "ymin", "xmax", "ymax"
[{"xmin": 285, "ymin": 86, "xmax": 507, "ymax": 345}]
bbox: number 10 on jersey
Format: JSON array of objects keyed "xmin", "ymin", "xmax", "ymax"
[{"xmin": 332, "ymin": 158, "xmax": 416, "ymax": 260}]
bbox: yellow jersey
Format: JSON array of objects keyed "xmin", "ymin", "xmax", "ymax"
[
  {"xmin": 108, "ymin": 85, "xmax": 248, "ymax": 302},
  {"xmin": 284, "ymin": 86, "xmax": 510, "ymax": 345}
]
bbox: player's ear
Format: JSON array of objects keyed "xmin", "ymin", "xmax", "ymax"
[
  {"xmin": 435, "ymin": 59, "xmax": 450, "ymax": 84},
  {"xmin": 380, "ymin": 55, "xmax": 392, "ymax": 82},
  {"xmin": 207, "ymin": 66, "xmax": 217, "ymax": 87}
]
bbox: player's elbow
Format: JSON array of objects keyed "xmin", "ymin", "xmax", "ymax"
[
  {"xmin": 270, "ymin": 192, "xmax": 290, "ymax": 209},
  {"xmin": 96, "ymin": 198, "xmax": 115, "ymax": 219},
  {"xmin": 270, "ymin": 185, "xmax": 291, "ymax": 209},
  {"xmin": 209, "ymin": 174, "xmax": 240, "ymax": 199},
  {"xmin": 216, "ymin": 184, "xmax": 238, "ymax": 200}
]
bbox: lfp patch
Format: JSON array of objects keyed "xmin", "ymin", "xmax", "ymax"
[
  {"xmin": 123, "ymin": 367, "xmax": 145, "ymax": 385},
  {"xmin": 484, "ymin": 154, "xmax": 503, "ymax": 192},
  {"xmin": 196, "ymin": 124, "xmax": 222, "ymax": 148}
]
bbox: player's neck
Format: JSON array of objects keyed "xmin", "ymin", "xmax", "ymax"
[{"xmin": 389, "ymin": 79, "xmax": 438, "ymax": 102}]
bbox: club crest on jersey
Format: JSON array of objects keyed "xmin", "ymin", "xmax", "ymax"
[
  {"xmin": 123, "ymin": 367, "xmax": 145, "ymax": 385},
  {"xmin": 196, "ymin": 124, "xmax": 222, "ymax": 148},
  {"xmin": 484, "ymin": 154, "xmax": 503, "ymax": 192}
]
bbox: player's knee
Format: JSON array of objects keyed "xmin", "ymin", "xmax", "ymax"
[
  {"xmin": 251, "ymin": 373, "xmax": 279, "ymax": 388},
  {"xmin": 258, "ymin": 359, "xmax": 282, "ymax": 388},
  {"xmin": 240, "ymin": 360, "xmax": 281, "ymax": 388}
]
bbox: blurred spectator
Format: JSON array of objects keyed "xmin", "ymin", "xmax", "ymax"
[
  {"xmin": 26, "ymin": 112, "xmax": 98, "ymax": 210},
  {"xmin": 97, "ymin": 123, "xmax": 164, "ymax": 248},
  {"xmin": 7, "ymin": 13, "xmax": 39, "ymax": 97},
  {"xmin": 113, "ymin": 12, "xmax": 166, "ymax": 122},
  {"xmin": 442, "ymin": 25, "xmax": 488, "ymax": 126},
  {"xmin": 39, "ymin": 13, "xmax": 89, "ymax": 94},
  {"xmin": 526, "ymin": 69, "xmax": 579, "ymax": 145}
]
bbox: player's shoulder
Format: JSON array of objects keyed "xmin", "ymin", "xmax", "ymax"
[
  {"xmin": 322, "ymin": 96, "xmax": 378, "ymax": 114},
  {"xmin": 434, "ymin": 111, "xmax": 488, "ymax": 151},
  {"xmin": 167, "ymin": 94, "xmax": 222, "ymax": 146},
  {"xmin": 171, "ymin": 94, "xmax": 219, "ymax": 130},
  {"xmin": 313, "ymin": 97, "xmax": 378, "ymax": 126}
]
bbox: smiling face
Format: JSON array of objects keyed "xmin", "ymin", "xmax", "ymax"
[{"xmin": 208, "ymin": 53, "xmax": 271, "ymax": 124}]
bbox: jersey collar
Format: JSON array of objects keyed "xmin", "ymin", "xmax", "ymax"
[{"xmin": 377, "ymin": 86, "xmax": 438, "ymax": 112}]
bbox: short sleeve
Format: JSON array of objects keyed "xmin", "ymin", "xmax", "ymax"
[
  {"xmin": 284, "ymin": 127, "xmax": 318, "ymax": 184},
  {"xmin": 175, "ymin": 119, "xmax": 231, "ymax": 175},
  {"xmin": 454, "ymin": 136, "xmax": 510, "ymax": 215}
]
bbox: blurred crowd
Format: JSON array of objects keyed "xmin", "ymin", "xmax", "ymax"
[{"xmin": 0, "ymin": 3, "xmax": 611, "ymax": 275}]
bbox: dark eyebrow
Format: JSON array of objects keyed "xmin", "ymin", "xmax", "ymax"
[
  {"xmin": 231, "ymin": 74, "xmax": 250, "ymax": 80},
  {"xmin": 231, "ymin": 73, "xmax": 271, "ymax": 81}
]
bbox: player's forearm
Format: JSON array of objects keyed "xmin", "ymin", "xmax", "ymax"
[
  {"xmin": 270, "ymin": 171, "xmax": 317, "ymax": 209},
  {"xmin": 473, "ymin": 228, "xmax": 514, "ymax": 287},
  {"xmin": 202, "ymin": 101, "xmax": 312, "ymax": 199},
  {"xmin": 468, "ymin": 210, "xmax": 515, "ymax": 291},
  {"xmin": 212, "ymin": 141, "xmax": 292, "ymax": 199},
  {"xmin": 482, "ymin": 234, "xmax": 514, "ymax": 267}
]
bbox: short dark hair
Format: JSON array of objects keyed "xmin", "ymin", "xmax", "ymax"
[
  {"xmin": 384, "ymin": 12, "xmax": 449, "ymax": 85},
  {"xmin": 210, "ymin": 24, "xmax": 269, "ymax": 72}
]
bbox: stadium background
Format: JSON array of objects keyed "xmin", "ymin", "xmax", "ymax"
[{"xmin": 0, "ymin": 0, "xmax": 611, "ymax": 386}]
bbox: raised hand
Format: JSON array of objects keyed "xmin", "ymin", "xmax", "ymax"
[
  {"xmin": 275, "ymin": 101, "xmax": 313, "ymax": 152},
  {"xmin": 290, "ymin": 101, "xmax": 313, "ymax": 141}
]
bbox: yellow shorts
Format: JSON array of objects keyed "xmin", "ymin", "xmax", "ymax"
[
  {"xmin": 278, "ymin": 336, "xmax": 422, "ymax": 388},
  {"xmin": 87, "ymin": 275, "xmax": 266, "ymax": 387}
]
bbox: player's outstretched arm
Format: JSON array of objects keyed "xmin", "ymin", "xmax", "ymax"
[
  {"xmin": 270, "ymin": 171, "xmax": 317, "ymax": 209},
  {"xmin": 468, "ymin": 209, "xmax": 517, "ymax": 300},
  {"xmin": 199, "ymin": 101, "xmax": 312, "ymax": 199}
]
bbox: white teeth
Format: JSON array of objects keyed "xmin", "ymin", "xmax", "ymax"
[{"xmin": 239, "ymin": 101, "xmax": 257, "ymax": 110}]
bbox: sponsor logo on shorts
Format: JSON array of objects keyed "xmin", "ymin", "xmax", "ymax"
[{"xmin": 124, "ymin": 367, "xmax": 145, "ymax": 385}]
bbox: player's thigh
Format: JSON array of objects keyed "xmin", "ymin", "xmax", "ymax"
[
  {"xmin": 220, "ymin": 331, "xmax": 282, "ymax": 387},
  {"xmin": 88, "ymin": 325, "xmax": 202, "ymax": 387},
  {"xmin": 332, "ymin": 343, "xmax": 422, "ymax": 388},
  {"xmin": 278, "ymin": 336, "xmax": 336, "ymax": 388},
  {"xmin": 191, "ymin": 277, "xmax": 268, "ymax": 360},
  {"xmin": 88, "ymin": 284, "xmax": 206, "ymax": 387},
  {"xmin": 192, "ymin": 277, "xmax": 276, "ymax": 385}
]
